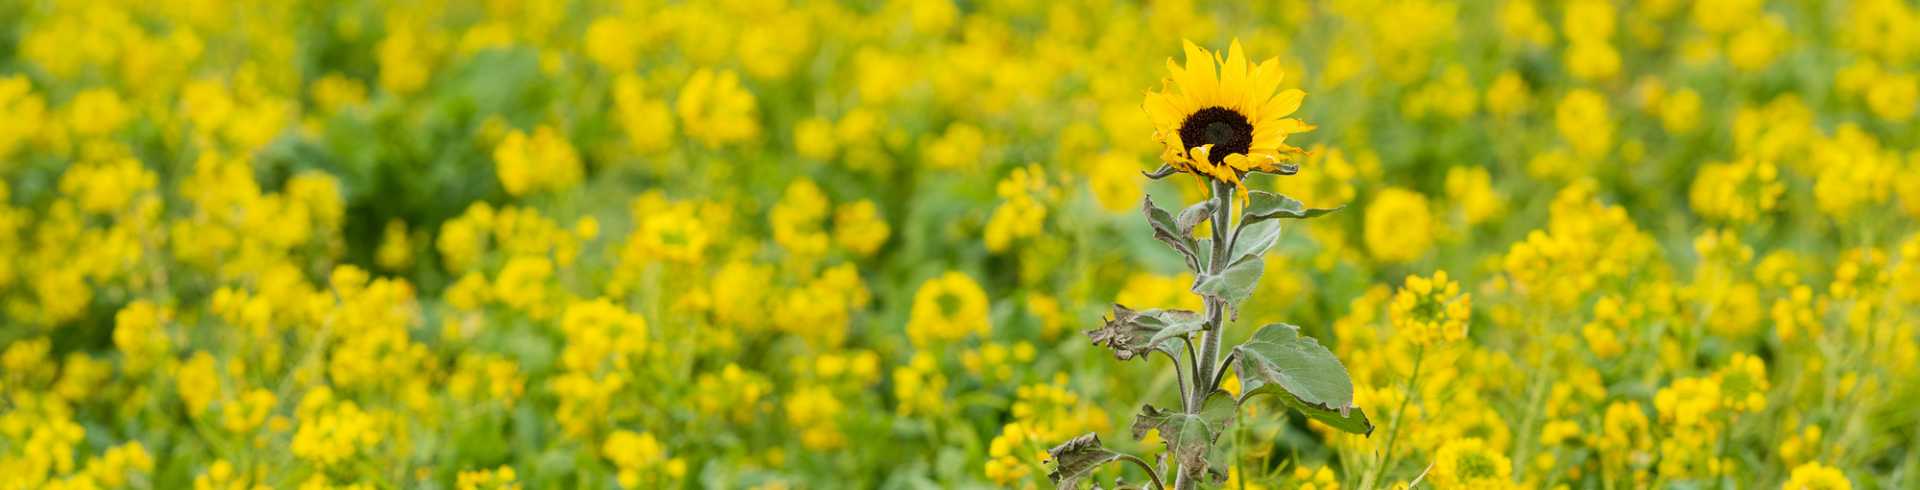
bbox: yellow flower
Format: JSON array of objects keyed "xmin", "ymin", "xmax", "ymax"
[
  {"xmin": 1866, "ymin": 72, "xmax": 1917, "ymax": 122},
  {"xmin": 584, "ymin": 17, "xmax": 644, "ymax": 72},
  {"xmin": 177, "ymin": 351, "xmax": 220, "ymax": 417},
  {"xmin": 1690, "ymin": 157, "xmax": 1783, "ymax": 223},
  {"xmin": 784, "ymin": 384, "xmax": 846, "ymax": 450},
  {"xmin": 604, "ymin": 430, "xmax": 681, "ymax": 488},
  {"xmin": 1782, "ymin": 462, "xmax": 1851, "ymax": 490},
  {"xmin": 1660, "ymin": 87, "xmax": 1703, "ymax": 134},
  {"xmin": 833, "ymin": 200, "xmax": 890, "ymax": 256},
  {"xmin": 612, "ymin": 74, "xmax": 676, "ymax": 157},
  {"xmin": 1390, "ymin": 271, "xmax": 1472, "ymax": 345},
  {"xmin": 985, "ymin": 164, "xmax": 1052, "ymax": 253},
  {"xmin": 0, "ymin": 75, "xmax": 47, "ymax": 159},
  {"xmin": 377, "ymin": 24, "xmax": 436, "ymax": 95},
  {"xmin": 1088, "ymin": 151, "xmax": 1146, "ymax": 212},
  {"xmin": 1364, "ymin": 187, "xmax": 1434, "ymax": 264},
  {"xmin": 290, "ymin": 401, "xmax": 381, "ymax": 467},
  {"xmin": 1484, "ymin": 70, "xmax": 1532, "ymax": 117},
  {"xmin": 677, "ymin": 68, "xmax": 760, "ymax": 147},
  {"xmin": 923, "ymin": 122, "xmax": 986, "ymax": 170},
  {"xmin": 1556, "ymin": 89, "xmax": 1613, "ymax": 159},
  {"xmin": 1428, "ymin": 438, "xmax": 1513, "ymax": 489},
  {"xmin": 493, "ymin": 125, "xmax": 584, "ymax": 197},
  {"xmin": 66, "ymin": 88, "xmax": 131, "ymax": 137},
  {"xmin": 907, "ymin": 271, "xmax": 991, "ymax": 346},
  {"xmin": 1445, "ymin": 166, "xmax": 1505, "ymax": 226},
  {"xmin": 1144, "ymin": 39, "xmax": 1314, "ymax": 191},
  {"xmin": 456, "ymin": 465, "xmax": 521, "ymax": 490}
]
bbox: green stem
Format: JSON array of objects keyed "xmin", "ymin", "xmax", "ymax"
[
  {"xmin": 1120, "ymin": 453, "xmax": 1170, "ymax": 490},
  {"xmin": 1180, "ymin": 180, "xmax": 1234, "ymax": 490},
  {"xmin": 1368, "ymin": 344, "xmax": 1427, "ymax": 487}
]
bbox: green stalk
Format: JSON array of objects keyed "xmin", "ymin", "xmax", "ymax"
[
  {"xmin": 1178, "ymin": 179, "xmax": 1235, "ymax": 490},
  {"xmin": 1366, "ymin": 344, "xmax": 1427, "ymax": 488}
]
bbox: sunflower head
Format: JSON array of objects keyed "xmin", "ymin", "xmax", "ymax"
[{"xmin": 1145, "ymin": 39, "xmax": 1314, "ymax": 190}]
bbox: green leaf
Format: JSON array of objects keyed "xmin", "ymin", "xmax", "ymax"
[
  {"xmin": 1143, "ymin": 195, "xmax": 1202, "ymax": 272},
  {"xmin": 1176, "ymin": 200, "xmax": 1213, "ymax": 237},
  {"xmin": 1087, "ymin": 305, "xmax": 1204, "ymax": 361},
  {"xmin": 1269, "ymin": 388, "xmax": 1375, "ymax": 436},
  {"xmin": 1046, "ymin": 433, "xmax": 1125, "ymax": 489},
  {"xmin": 1227, "ymin": 219, "xmax": 1280, "ymax": 267},
  {"xmin": 1242, "ymin": 190, "xmax": 1340, "ymax": 224},
  {"xmin": 1232, "ymin": 323, "xmax": 1372, "ymax": 435},
  {"xmin": 1129, "ymin": 392, "xmax": 1236, "ymax": 481},
  {"xmin": 1191, "ymin": 256, "xmax": 1264, "ymax": 316}
]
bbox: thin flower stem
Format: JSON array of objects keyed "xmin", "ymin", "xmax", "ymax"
[
  {"xmin": 1369, "ymin": 344, "xmax": 1427, "ymax": 487},
  {"xmin": 1162, "ymin": 348, "xmax": 1191, "ymax": 410},
  {"xmin": 1119, "ymin": 453, "xmax": 1170, "ymax": 490},
  {"xmin": 1209, "ymin": 351, "xmax": 1238, "ymax": 394}
]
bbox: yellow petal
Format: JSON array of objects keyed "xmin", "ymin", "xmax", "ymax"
[
  {"xmin": 1223, "ymin": 152, "xmax": 1253, "ymax": 172},
  {"xmin": 1180, "ymin": 40, "xmax": 1218, "ymax": 106},
  {"xmin": 1261, "ymin": 89, "xmax": 1306, "ymax": 120},
  {"xmin": 1245, "ymin": 58, "xmax": 1285, "ymax": 118},
  {"xmin": 1220, "ymin": 39, "xmax": 1250, "ymax": 111}
]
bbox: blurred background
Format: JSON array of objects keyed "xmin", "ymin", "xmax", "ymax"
[{"xmin": 0, "ymin": 0, "xmax": 1916, "ymax": 488}]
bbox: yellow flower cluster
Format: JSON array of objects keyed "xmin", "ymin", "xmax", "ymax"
[
  {"xmin": 1389, "ymin": 271, "xmax": 1471, "ymax": 346},
  {"xmin": 493, "ymin": 125, "xmax": 583, "ymax": 197}
]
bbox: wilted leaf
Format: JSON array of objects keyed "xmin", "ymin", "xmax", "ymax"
[
  {"xmin": 1191, "ymin": 257, "xmax": 1264, "ymax": 316},
  {"xmin": 1087, "ymin": 305, "xmax": 1204, "ymax": 361},
  {"xmin": 1144, "ymin": 195, "xmax": 1203, "ymax": 271},
  {"xmin": 1232, "ymin": 323, "xmax": 1371, "ymax": 435},
  {"xmin": 1130, "ymin": 392, "xmax": 1236, "ymax": 480},
  {"xmin": 1047, "ymin": 433, "xmax": 1124, "ymax": 489},
  {"xmin": 1241, "ymin": 190, "xmax": 1340, "ymax": 225}
]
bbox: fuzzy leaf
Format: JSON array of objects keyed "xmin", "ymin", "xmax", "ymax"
[
  {"xmin": 1242, "ymin": 190, "xmax": 1340, "ymax": 225},
  {"xmin": 1087, "ymin": 305, "xmax": 1204, "ymax": 361},
  {"xmin": 1227, "ymin": 219, "xmax": 1281, "ymax": 267},
  {"xmin": 1144, "ymin": 195, "xmax": 1202, "ymax": 271},
  {"xmin": 1191, "ymin": 256, "xmax": 1264, "ymax": 316},
  {"xmin": 1046, "ymin": 433, "xmax": 1125, "ymax": 489},
  {"xmin": 1264, "ymin": 387, "xmax": 1374, "ymax": 436},
  {"xmin": 1130, "ymin": 392, "xmax": 1236, "ymax": 481},
  {"xmin": 1176, "ymin": 200, "xmax": 1213, "ymax": 237},
  {"xmin": 1233, "ymin": 323, "xmax": 1371, "ymax": 435}
]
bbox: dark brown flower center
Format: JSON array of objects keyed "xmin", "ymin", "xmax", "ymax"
[{"xmin": 1177, "ymin": 106, "xmax": 1253, "ymax": 164}]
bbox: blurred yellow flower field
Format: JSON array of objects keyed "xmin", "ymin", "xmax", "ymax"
[{"xmin": 1, "ymin": 0, "xmax": 1918, "ymax": 489}]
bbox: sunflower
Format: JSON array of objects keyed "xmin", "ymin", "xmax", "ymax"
[{"xmin": 1145, "ymin": 39, "xmax": 1314, "ymax": 192}]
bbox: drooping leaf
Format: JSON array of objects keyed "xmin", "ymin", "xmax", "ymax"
[
  {"xmin": 1264, "ymin": 387, "xmax": 1374, "ymax": 435},
  {"xmin": 1129, "ymin": 392, "xmax": 1237, "ymax": 481},
  {"xmin": 1190, "ymin": 257, "xmax": 1264, "ymax": 316},
  {"xmin": 1241, "ymin": 190, "xmax": 1340, "ymax": 225},
  {"xmin": 1087, "ymin": 305, "xmax": 1204, "ymax": 361},
  {"xmin": 1176, "ymin": 200, "xmax": 1213, "ymax": 237},
  {"xmin": 1232, "ymin": 323, "xmax": 1372, "ymax": 435},
  {"xmin": 1143, "ymin": 195, "xmax": 1202, "ymax": 271},
  {"xmin": 1046, "ymin": 433, "xmax": 1125, "ymax": 489},
  {"xmin": 1142, "ymin": 164, "xmax": 1179, "ymax": 179}
]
